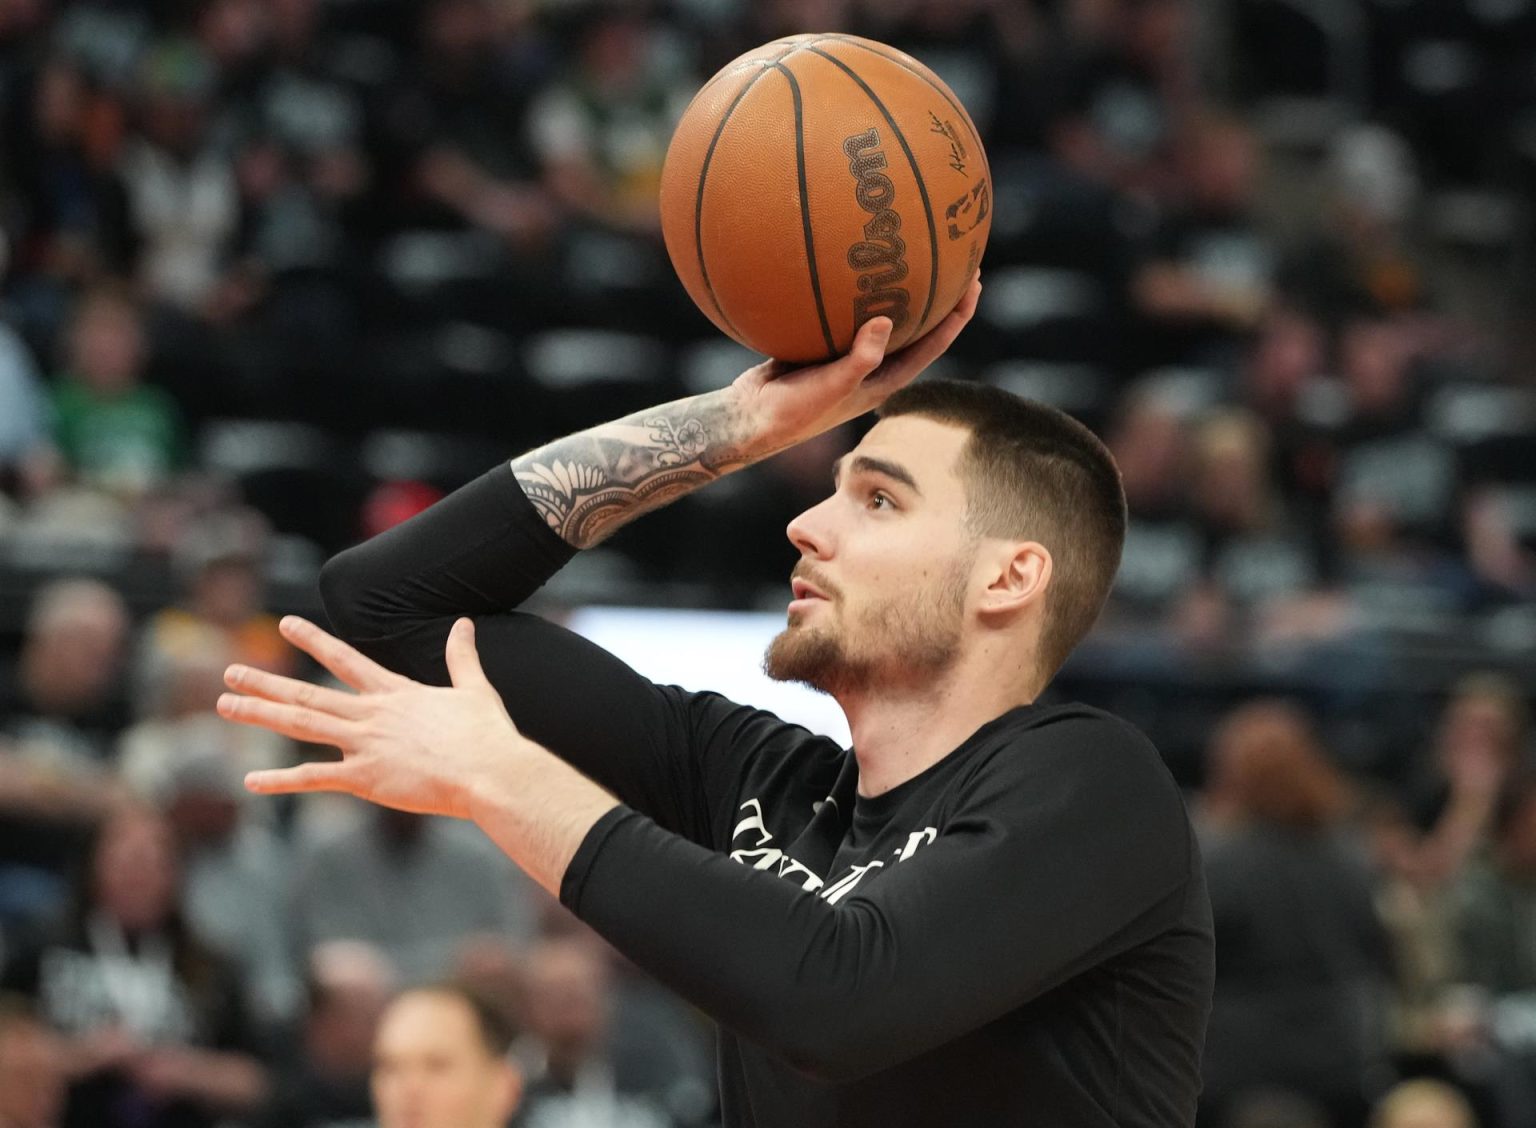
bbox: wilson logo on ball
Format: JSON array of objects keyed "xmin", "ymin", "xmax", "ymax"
[{"xmin": 842, "ymin": 127, "xmax": 911, "ymax": 332}]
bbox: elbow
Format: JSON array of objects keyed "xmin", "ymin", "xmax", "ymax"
[
  {"xmin": 757, "ymin": 1006, "xmax": 893, "ymax": 1084},
  {"xmin": 316, "ymin": 545, "xmax": 375, "ymax": 640}
]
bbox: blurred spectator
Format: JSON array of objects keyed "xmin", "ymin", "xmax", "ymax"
[
  {"xmin": 372, "ymin": 982, "xmax": 522, "ymax": 1128},
  {"xmin": 528, "ymin": 6, "xmax": 692, "ymax": 235},
  {"xmin": 0, "ymin": 53, "xmax": 123, "ymax": 349},
  {"xmin": 139, "ymin": 505, "xmax": 293, "ymax": 678},
  {"xmin": 0, "ymin": 580, "xmax": 130, "ymax": 931},
  {"xmin": 517, "ymin": 936, "xmax": 670, "ymax": 1128},
  {"xmin": 0, "ymin": 803, "xmax": 269, "ymax": 1128},
  {"xmin": 114, "ymin": 40, "xmax": 238, "ymax": 314},
  {"xmin": 0, "ymin": 995, "xmax": 69, "ymax": 1128},
  {"xmin": 1198, "ymin": 701, "xmax": 1391, "ymax": 1128},
  {"xmin": 1280, "ymin": 125, "xmax": 1428, "ymax": 322},
  {"xmin": 1462, "ymin": 489, "xmax": 1536, "ymax": 606},
  {"xmin": 1134, "ymin": 113, "xmax": 1275, "ymax": 367},
  {"xmin": 1360, "ymin": 789, "xmax": 1466, "ymax": 1069},
  {"xmin": 1, "ymin": 575, "xmax": 127, "ymax": 754},
  {"xmin": 380, "ymin": 0, "xmax": 555, "ymax": 247},
  {"xmin": 47, "ymin": 287, "xmax": 186, "ymax": 499},
  {"xmin": 1454, "ymin": 769, "xmax": 1536, "ymax": 1002},
  {"xmin": 258, "ymin": 940, "xmax": 395, "ymax": 1128},
  {"xmin": 1370, "ymin": 1079, "xmax": 1478, "ymax": 1128},
  {"xmin": 1189, "ymin": 408, "xmax": 1316, "ymax": 608},
  {"xmin": 292, "ymin": 808, "xmax": 538, "ymax": 983},
  {"xmin": 157, "ymin": 742, "xmax": 298, "ymax": 1025},
  {"xmin": 120, "ymin": 621, "xmax": 290, "ymax": 804},
  {"xmin": 0, "ymin": 307, "xmax": 53, "ymax": 497},
  {"xmin": 1404, "ymin": 675, "xmax": 1532, "ymax": 888}
]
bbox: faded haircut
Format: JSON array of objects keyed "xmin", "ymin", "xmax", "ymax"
[{"xmin": 879, "ymin": 379, "xmax": 1126, "ymax": 681}]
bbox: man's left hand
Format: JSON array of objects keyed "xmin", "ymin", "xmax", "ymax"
[{"xmin": 219, "ymin": 616, "xmax": 522, "ymax": 820}]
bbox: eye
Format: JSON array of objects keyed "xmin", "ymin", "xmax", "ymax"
[{"xmin": 868, "ymin": 490, "xmax": 894, "ymax": 511}]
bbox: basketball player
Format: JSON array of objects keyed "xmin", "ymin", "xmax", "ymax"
[
  {"xmin": 371, "ymin": 985, "xmax": 521, "ymax": 1128},
  {"xmin": 220, "ymin": 278, "xmax": 1215, "ymax": 1127}
]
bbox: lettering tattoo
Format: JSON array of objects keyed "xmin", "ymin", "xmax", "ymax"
[{"xmin": 512, "ymin": 392, "xmax": 751, "ymax": 549}]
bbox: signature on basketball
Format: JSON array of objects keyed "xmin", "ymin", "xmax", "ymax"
[
  {"xmin": 928, "ymin": 111, "xmax": 968, "ymax": 176},
  {"xmin": 842, "ymin": 127, "xmax": 912, "ymax": 333}
]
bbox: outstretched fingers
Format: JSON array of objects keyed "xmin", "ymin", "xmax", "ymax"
[
  {"xmin": 277, "ymin": 616, "xmax": 402, "ymax": 692},
  {"xmin": 218, "ymin": 691, "xmax": 354, "ymax": 747},
  {"xmin": 245, "ymin": 761, "xmax": 353, "ymax": 796},
  {"xmin": 224, "ymin": 664, "xmax": 367, "ymax": 719}
]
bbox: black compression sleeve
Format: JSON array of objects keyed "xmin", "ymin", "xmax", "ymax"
[
  {"xmin": 319, "ymin": 463, "xmax": 575, "ymax": 644},
  {"xmin": 311, "ymin": 462, "xmax": 786, "ymax": 845}
]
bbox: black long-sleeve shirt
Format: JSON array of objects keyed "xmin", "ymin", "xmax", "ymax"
[{"xmin": 318, "ymin": 465, "xmax": 1214, "ymax": 1128}]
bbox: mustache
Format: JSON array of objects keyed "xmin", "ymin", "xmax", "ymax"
[{"xmin": 791, "ymin": 562, "xmax": 841, "ymax": 601}]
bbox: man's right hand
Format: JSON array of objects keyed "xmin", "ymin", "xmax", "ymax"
[
  {"xmin": 511, "ymin": 276, "xmax": 979, "ymax": 549},
  {"xmin": 732, "ymin": 276, "xmax": 982, "ymax": 451}
]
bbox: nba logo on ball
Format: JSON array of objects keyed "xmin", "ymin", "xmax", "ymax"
[{"xmin": 659, "ymin": 34, "xmax": 991, "ymax": 364}]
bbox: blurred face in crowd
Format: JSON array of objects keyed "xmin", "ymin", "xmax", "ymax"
[
  {"xmin": 1108, "ymin": 396, "xmax": 1188, "ymax": 515},
  {"xmin": 1190, "ymin": 412, "xmax": 1272, "ymax": 533},
  {"xmin": 1248, "ymin": 310, "xmax": 1324, "ymax": 414},
  {"xmin": 372, "ymin": 990, "xmax": 520, "ymax": 1128},
  {"xmin": 0, "ymin": 1012, "xmax": 66, "ymax": 1128},
  {"xmin": 34, "ymin": 60, "xmax": 87, "ymax": 143},
  {"xmin": 523, "ymin": 940, "xmax": 609, "ymax": 1077},
  {"xmin": 192, "ymin": 557, "xmax": 263, "ymax": 627},
  {"xmin": 1439, "ymin": 686, "xmax": 1523, "ymax": 764},
  {"xmin": 1341, "ymin": 319, "xmax": 1410, "ymax": 417},
  {"xmin": 69, "ymin": 297, "xmax": 145, "ymax": 394},
  {"xmin": 1372, "ymin": 1081, "xmax": 1476, "ymax": 1128},
  {"xmin": 767, "ymin": 417, "xmax": 977, "ymax": 699},
  {"xmin": 92, "ymin": 809, "xmax": 181, "ymax": 935},
  {"xmin": 23, "ymin": 583, "xmax": 129, "ymax": 715},
  {"xmin": 426, "ymin": 0, "xmax": 494, "ymax": 62},
  {"xmin": 1185, "ymin": 119, "xmax": 1258, "ymax": 215}
]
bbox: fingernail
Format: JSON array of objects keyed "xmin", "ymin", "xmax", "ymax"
[
  {"xmin": 217, "ymin": 693, "xmax": 235, "ymax": 713},
  {"xmin": 225, "ymin": 665, "xmax": 244, "ymax": 685}
]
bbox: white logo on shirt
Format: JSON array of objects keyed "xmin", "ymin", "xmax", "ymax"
[{"xmin": 728, "ymin": 798, "xmax": 939, "ymax": 901}]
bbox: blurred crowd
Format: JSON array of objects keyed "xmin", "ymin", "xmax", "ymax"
[{"xmin": 1, "ymin": 0, "xmax": 1536, "ymax": 1126}]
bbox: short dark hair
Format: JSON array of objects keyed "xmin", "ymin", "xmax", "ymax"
[
  {"xmin": 404, "ymin": 983, "xmax": 517, "ymax": 1057},
  {"xmin": 879, "ymin": 379, "xmax": 1126, "ymax": 681}
]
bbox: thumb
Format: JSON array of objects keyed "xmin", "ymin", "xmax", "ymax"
[
  {"xmin": 445, "ymin": 617, "xmax": 492, "ymax": 690},
  {"xmin": 841, "ymin": 316, "xmax": 893, "ymax": 380}
]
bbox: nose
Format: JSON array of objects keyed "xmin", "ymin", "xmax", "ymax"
[{"xmin": 786, "ymin": 495, "xmax": 835, "ymax": 559}]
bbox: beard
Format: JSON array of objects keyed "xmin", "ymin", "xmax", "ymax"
[{"xmin": 763, "ymin": 561, "xmax": 969, "ymax": 697}]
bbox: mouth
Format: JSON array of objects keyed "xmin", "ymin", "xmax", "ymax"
[{"xmin": 791, "ymin": 578, "xmax": 828, "ymax": 602}]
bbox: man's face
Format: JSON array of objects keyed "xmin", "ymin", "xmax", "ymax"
[
  {"xmin": 766, "ymin": 416, "xmax": 977, "ymax": 697},
  {"xmin": 371, "ymin": 992, "xmax": 518, "ymax": 1128}
]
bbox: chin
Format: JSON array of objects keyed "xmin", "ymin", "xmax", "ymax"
[{"xmin": 763, "ymin": 626, "xmax": 863, "ymax": 696}]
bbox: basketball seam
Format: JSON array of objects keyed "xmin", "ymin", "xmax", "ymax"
[
  {"xmin": 804, "ymin": 46, "xmax": 940, "ymax": 341},
  {"xmin": 693, "ymin": 48, "xmax": 804, "ymax": 341},
  {"xmin": 769, "ymin": 61, "xmax": 837, "ymax": 361},
  {"xmin": 821, "ymin": 35, "xmax": 991, "ymax": 183}
]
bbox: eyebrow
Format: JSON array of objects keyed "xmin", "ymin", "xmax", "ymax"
[{"xmin": 832, "ymin": 454, "xmax": 923, "ymax": 497}]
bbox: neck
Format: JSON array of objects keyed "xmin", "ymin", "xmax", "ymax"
[{"xmin": 838, "ymin": 646, "xmax": 1039, "ymax": 798}]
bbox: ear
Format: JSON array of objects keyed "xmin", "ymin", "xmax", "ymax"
[{"xmin": 977, "ymin": 541, "xmax": 1051, "ymax": 618}]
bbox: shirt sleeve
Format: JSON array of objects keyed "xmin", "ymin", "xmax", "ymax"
[
  {"xmin": 315, "ymin": 464, "xmax": 796, "ymax": 846},
  {"xmin": 559, "ymin": 713, "xmax": 1199, "ymax": 1082}
]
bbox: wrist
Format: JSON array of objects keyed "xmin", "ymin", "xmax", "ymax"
[{"xmin": 461, "ymin": 734, "xmax": 539, "ymax": 824}]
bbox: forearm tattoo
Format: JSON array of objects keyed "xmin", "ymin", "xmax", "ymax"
[{"xmin": 512, "ymin": 392, "xmax": 753, "ymax": 548}]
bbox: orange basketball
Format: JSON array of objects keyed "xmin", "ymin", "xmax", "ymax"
[{"xmin": 660, "ymin": 34, "xmax": 991, "ymax": 364}]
